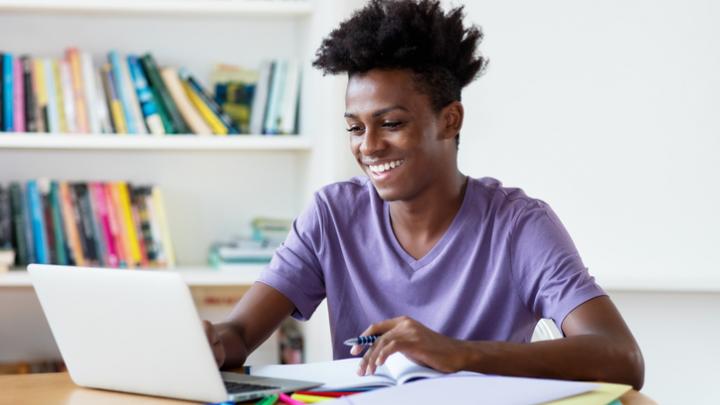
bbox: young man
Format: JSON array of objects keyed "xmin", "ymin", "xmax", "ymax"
[{"xmin": 204, "ymin": 0, "xmax": 644, "ymax": 389}]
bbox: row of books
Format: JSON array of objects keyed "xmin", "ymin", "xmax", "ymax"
[
  {"xmin": 0, "ymin": 49, "xmax": 301, "ymax": 137},
  {"xmin": 0, "ymin": 180, "xmax": 175, "ymax": 269},
  {"xmin": 208, "ymin": 217, "xmax": 290, "ymax": 268}
]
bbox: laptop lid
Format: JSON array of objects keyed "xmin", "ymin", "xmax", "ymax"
[{"xmin": 29, "ymin": 264, "xmax": 236, "ymax": 403}]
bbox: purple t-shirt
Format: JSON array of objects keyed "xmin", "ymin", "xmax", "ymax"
[{"xmin": 258, "ymin": 176, "xmax": 606, "ymax": 359}]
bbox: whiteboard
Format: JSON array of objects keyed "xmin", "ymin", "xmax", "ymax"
[{"xmin": 457, "ymin": 0, "xmax": 720, "ymax": 291}]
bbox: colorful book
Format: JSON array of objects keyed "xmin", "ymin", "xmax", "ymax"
[
  {"xmin": 143, "ymin": 187, "xmax": 164, "ymax": 266},
  {"xmin": 118, "ymin": 53, "xmax": 147, "ymax": 134},
  {"xmin": 66, "ymin": 48, "xmax": 90, "ymax": 133},
  {"xmin": 32, "ymin": 58, "xmax": 48, "ymax": 132},
  {"xmin": 52, "ymin": 60, "xmax": 69, "ymax": 133},
  {"xmin": 84, "ymin": 182, "xmax": 107, "ymax": 266},
  {"xmin": 0, "ymin": 185, "xmax": 11, "ymax": 249},
  {"xmin": 49, "ymin": 181, "xmax": 70, "ymax": 265},
  {"xmin": 26, "ymin": 180, "xmax": 49, "ymax": 264},
  {"xmin": 90, "ymin": 60, "xmax": 112, "ymax": 134},
  {"xmin": 263, "ymin": 60, "xmax": 286, "ymax": 135},
  {"xmin": 131, "ymin": 185, "xmax": 156, "ymax": 263},
  {"xmin": 91, "ymin": 182, "xmax": 118, "ymax": 267},
  {"xmin": 160, "ymin": 67, "xmax": 212, "ymax": 135},
  {"xmin": 21, "ymin": 56, "xmax": 37, "ymax": 133},
  {"xmin": 128, "ymin": 187, "xmax": 149, "ymax": 267},
  {"xmin": 13, "ymin": 57, "xmax": 25, "ymax": 132},
  {"xmin": 39, "ymin": 180, "xmax": 58, "ymax": 264},
  {"xmin": 183, "ymin": 79, "xmax": 227, "ymax": 135},
  {"xmin": 44, "ymin": 58, "xmax": 60, "ymax": 133},
  {"xmin": 127, "ymin": 55, "xmax": 164, "ymax": 135},
  {"xmin": 20, "ymin": 183, "xmax": 35, "ymax": 263},
  {"xmin": 58, "ymin": 60, "xmax": 76, "ymax": 133},
  {"xmin": 58, "ymin": 182, "xmax": 84, "ymax": 266},
  {"xmin": 79, "ymin": 51, "xmax": 101, "ymax": 134},
  {"xmin": 72, "ymin": 183, "xmax": 99, "ymax": 265},
  {"xmin": 140, "ymin": 53, "xmax": 189, "ymax": 134},
  {"xmin": 115, "ymin": 182, "xmax": 142, "ymax": 267},
  {"xmin": 2, "ymin": 53, "xmax": 13, "ymax": 131},
  {"xmin": 151, "ymin": 187, "xmax": 174, "ymax": 268},
  {"xmin": 101, "ymin": 63, "xmax": 126, "ymax": 134},
  {"xmin": 279, "ymin": 59, "xmax": 301, "ymax": 134},
  {"xmin": 108, "ymin": 51, "xmax": 137, "ymax": 134},
  {"xmin": 103, "ymin": 183, "xmax": 127, "ymax": 267},
  {"xmin": 0, "ymin": 53, "xmax": 4, "ymax": 130},
  {"xmin": 181, "ymin": 69, "xmax": 239, "ymax": 134},
  {"xmin": 9, "ymin": 183, "xmax": 29, "ymax": 266}
]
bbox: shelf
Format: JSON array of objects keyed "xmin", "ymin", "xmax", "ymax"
[
  {"xmin": 0, "ymin": 265, "xmax": 265, "ymax": 287},
  {"xmin": 0, "ymin": 134, "xmax": 312, "ymax": 151},
  {"xmin": 0, "ymin": 0, "xmax": 313, "ymax": 18}
]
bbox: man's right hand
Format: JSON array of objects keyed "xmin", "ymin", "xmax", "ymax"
[{"xmin": 202, "ymin": 320, "xmax": 226, "ymax": 367}]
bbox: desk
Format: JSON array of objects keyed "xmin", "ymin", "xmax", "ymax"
[{"xmin": 0, "ymin": 372, "xmax": 657, "ymax": 405}]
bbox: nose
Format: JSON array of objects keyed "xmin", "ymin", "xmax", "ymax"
[{"xmin": 359, "ymin": 128, "xmax": 385, "ymax": 156}]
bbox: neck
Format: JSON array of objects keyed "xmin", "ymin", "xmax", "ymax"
[{"xmin": 388, "ymin": 170, "xmax": 468, "ymax": 240}]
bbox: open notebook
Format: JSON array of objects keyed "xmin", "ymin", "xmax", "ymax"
[{"xmin": 249, "ymin": 353, "xmax": 452, "ymax": 390}]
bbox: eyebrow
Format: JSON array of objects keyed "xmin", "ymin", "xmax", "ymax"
[{"xmin": 344, "ymin": 105, "xmax": 409, "ymax": 119}]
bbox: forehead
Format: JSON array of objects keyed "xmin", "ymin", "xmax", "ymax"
[{"xmin": 345, "ymin": 69, "xmax": 427, "ymax": 114}]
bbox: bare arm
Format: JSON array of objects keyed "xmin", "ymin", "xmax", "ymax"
[
  {"xmin": 357, "ymin": 296, "xmax": 645, "ymax": 390},
  {"xmin": 204, "ymin": 282, "xmax": 295, "ymax": 369}
]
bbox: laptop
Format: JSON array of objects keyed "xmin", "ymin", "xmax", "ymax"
[{"xmin": 28, "ymin": 264, "xmax": 322, "ymax": 403}]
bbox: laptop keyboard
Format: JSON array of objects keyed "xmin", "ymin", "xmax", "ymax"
[{"xmin": 224, "ymin": 380, "xmax": 279, "ymax": 394}]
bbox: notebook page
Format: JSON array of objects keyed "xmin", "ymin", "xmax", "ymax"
[
  {"xmin": 249, "ymin": 358, "xmax": 395, "ymax": 390},
  {"xmin": 376, "ymin": 352, "xmax": 443, "ymax": 384}
]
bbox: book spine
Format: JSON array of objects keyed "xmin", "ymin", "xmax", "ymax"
[
  {"xmin": 128, "ymin": 186, "xmax": 150, "ymax": 267},
  {"xmin": 143, "ymin": 187, "xmax": 164, "ymax": 266},
  {"xmin": 183, "ymin": 80, "xmax": 228, "ymax": 135},
  {"xmin": 3, "ymin": 53, "xmax": 13, "ymax": 131},
  {"xmin": 140, "ymin": 53, "xmax": 189, "ymax": 134},
  {"xmin": 108, "ymin": 51, "xmax": 137, "ymax": 134},
  {"xmin": 127, "ymin": 55, "xmax": 165, "ymax": 136},
  {"xmin": 58, "ymin": 182, "xmax": 84, "ymax": 266},
  {"xmin": 0, "ymin": 53, "xmax": 4, "ymax": 131},
  {"xmin": 182, "ymin": 70, "xmax": 238, "ymax": 134},
  {"xmin": 72, "ymin": 183, "xmax": 98, "ymax": 265},
  {"xmin": 49, "ymin": 181, "xmax": 70, "ymax": 265},
  {"xmin": 103, "ymin": 183, "xmax": 126, "ymax": 267},
  {"xmin": 101, "ymin": 63, "xmax": 126, "ymax": 134},
  {"xmin": 59, "ymin": 60, "xmax": 77, "ymax": 133},
  {"xmin": 279, "ymin": 60, "xmax": 301, "ymax": 135},
  {"xmin": 91, "ymin": 182, "xmax": 118, "ymax": 267},
  {"xmin": 80, "ymin": 52, "xmax": 102, "ymax": 134},
  {"xmin": 0, "ymin": 185, "xmax": 11, "ymax": 249},
  {"xmin": 160, "ymin": 67, "xmax": 212, "ymax": 135},
  {"xmin": 44, "ymin": 58, "xmax": 60, "ymax": 133},
  {"xmin": 52, "ymin": 59, "xmax": 70, "ymax": 133},
  {"xmin": 66, "ymin": 48, "xmax": 90, "ymax": 133},
  {"xmin": 263, "ymin": 61, "xmax": 283, "ymax": 135},
  {"xmin": 119, "ymin": 54, "xmax": 147, "ymax": 134},
  {"xmin": 85, "ymin": 182, "xmax": 107, "ymax": 266},
  {"xmin": 13, "ymin": 57, "xmax": 25, "ymax": 133},
  {"xmin": 132, "ymin": 186, "xmax": 156, "ymax": 264},
  {"xmin": 32, "ymin": 59, "xmax": 48, "ymax": 132},
  {"xmin": 92, "ymin": 64, "xmax": 113, "ymax": 134},
  {"xmin": 116, "ymin": 182, "xmax": 142, "ymax": 267},
  {"xmin": 249, "ymin": 60, "xmax": 272, "ymax": 135},
  {"xmin": 40, "ymin": 181, "xmax": 57, "ymax": 264},
  {"xmin": 26, "ymin": 180, "xmax": 49, "ymax": 264},
  {"xmin": 151, "ymin": 187, "xmax": 174, "ymax": 268},
  {"xmin": 9, "ymin": 183, "xmax": 29, "ymax": 266},
  {"xmin": 21, "ymin": 56, "xmax": 37, "ymax": 133}
]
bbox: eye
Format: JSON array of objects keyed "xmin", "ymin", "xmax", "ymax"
[
  {"xmin": 382, "ymin": 121, "xmax": 403, "ymax": 129},
  {"xmin": 346, "ymin": 125, "xmax": 364, "ymax": 134}
]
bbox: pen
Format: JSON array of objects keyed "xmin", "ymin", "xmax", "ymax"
[
  {"xmin": 256, "ymin": 394, "xmax": 279, "ymax": 405},
  {"xmin": 343, "ymin": 334, "xmax": 381, "ymax": 346},
  {"xmin": 278, "ymin": 392, "xmax": 304, "ymax": 405}
]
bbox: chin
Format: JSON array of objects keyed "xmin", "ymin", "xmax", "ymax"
[{"xmin": 370, "ymin": 181, "xmax": 405, "ymax": 202}]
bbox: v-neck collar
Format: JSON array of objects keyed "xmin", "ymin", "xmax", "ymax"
[{"xmin": 382, "ymin": 177, "xmax": 474, "ymax": 272}]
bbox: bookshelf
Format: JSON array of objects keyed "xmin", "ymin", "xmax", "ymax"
[{"xmin": 0, "ymin": 0, "xmax": 356, "ymax": 365}]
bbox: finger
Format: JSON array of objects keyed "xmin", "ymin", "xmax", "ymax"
[
  {"xmin": 359, "ymin": 316, "xmax": 406, "ymax": 338},
  {"xmin": 374, "ymin": 340, "xmax": 400, "ymax": 368},
  {"xmin": 358, "ymin": 345, "xmax": 375, "ymax": 376},
  {"xmin": 350, "ymin": 344, "xmax": 364, "ymax": 356},
  {"xmin": 363, "ymin": 331, "xmax": 396, "ymax": 375}
]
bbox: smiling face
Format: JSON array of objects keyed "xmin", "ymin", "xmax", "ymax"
[{"xmin": 345, "ymin": 69, "xmax": 462, "ymax": 202}]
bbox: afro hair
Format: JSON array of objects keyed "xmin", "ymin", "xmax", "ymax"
[{"xmin": 312, "ymin": 0, "xmax": 488, "ymax": 112}]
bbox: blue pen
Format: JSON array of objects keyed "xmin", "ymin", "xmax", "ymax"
[{"xmin": 344, "ymin": 335, "xmax": 381, "ymax": 346}]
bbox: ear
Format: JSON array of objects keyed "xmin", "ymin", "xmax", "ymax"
[{"xmin": 439, "ymin": 101, "xmax": 464, "ymax": 141}]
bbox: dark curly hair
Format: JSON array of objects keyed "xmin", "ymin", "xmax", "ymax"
[{"xmin": 312, "ymin": 0, "xmax": 488, "ymax": 113}]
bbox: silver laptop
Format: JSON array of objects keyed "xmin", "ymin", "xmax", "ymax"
[{"xmin": 28, "ymin": 264, "xmax": 321, "ymax": 403}]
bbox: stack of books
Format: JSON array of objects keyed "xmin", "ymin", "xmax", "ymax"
[
  {"xmin": 0, "ymin": 49, "xmax": 301, "ymax": 136},
  {"xmin": 208, "ymin": 217, "xmax": 291, "ymax": 268},
  {"xmin": 0, "ymin": 180, "xmax": 175, "ymax": 270}
]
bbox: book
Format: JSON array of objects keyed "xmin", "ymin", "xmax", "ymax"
[
  {"xmin": 127, "ymin": 187, "xmax": 149, "ymax": 267},
  {"xmin": 127, "ymin": 55, "xmax": 164, "ymax": 135},
  {"xmin": 0, "ymin": 53, "xmax": 4, "ymax": 131},
  {"xmin": 2, "ymin": 53, "xmax": 13, "ymax": 131},
  {"xmin": 250, "ymin": 60, "xmax": 272, "ymax": 135},
  {"xmin": 44, "ymin": 58, "xmax": 60, "ymax": 133},
  {"xmin": 118, "ymin": 53, "xmax": 147, "ymax": 134},
  {"xmin": 181, "ymin": 69, "xmax": 238, "ymax": 134},
  {"xmin": 26, "ymin": 180, "xmax": 49, "ymax": 264},
  {"xmin": 182, "ymin": 76, "xmax": 228, "ymax": 135},
  {"xmin": 51, "ymin": 60, "xmax": 69, "ymax": 133},
  {"xmin": 91, "ymin": 182, "xmax": 118, "ymax": 267},
  {"xmin": 39, "ymin": 179, "xmax": 58, "ymax": 264},
  {"xmin": 91, "ymin": 62, "xmax": 113, "ymax": 134},
  {"xmin": 20, "ymin": 55, "xmax": 37, "ymax": 133},
  {"xmin": 140, "ymin": 53, "xmax": 189, "ymax": 134},
  {"xmin": 108, "ymin": 51, "xmax": 137, "ymax": 134},
  {"xmin": 130, "ymin": 185, "xmax": 156, "ymax": 263},
  {"xmin": 263, "ymin": 60, "xmax": 286, "ymax": 135},
  {"xmin": 102, "ymin": 183, "xmax": 126, "ymax": 267},
  {"xmin": 13, "ymin": 57, "xmax": 25, "ymax": 133},
  {"xmin": 0, "ymin": 185, "xmax": 11, "ymax": 249},
  {"xmin": 151, "ymin": 187, "xmax": 174, "ymax": 267},
  {"xmin": 58, "ymin": 182, "xmax": 84, "ymax": 266},
  {"xmin": 58, "ymin": 60, "xmax": 76, "ymax": 133},
  {"xmin": 32, "ymin": 58, "xmax": 48, "ymax": 133},
  {"xmin": 278, "ymin": 59, "xmax": 301, "ymax": 135},
  {"xmin": 66, "ymin": 48, "xmax": 90, "ymax": 133},
  {"xmin": 114, "ymin": 182, "xmax": 142, "ymax": 267},
  {"xmin": 72, "ymin": 183, "xmax": 99, "ymax": 265},
  {"xmin": 251, "ymin": 353, "xmax": 447, "ymax": 391},
  {"xmin": 84, "ymin": 182, "xmax": 107, "ymax": 266},
  {"xmin": 8, "ymin": 183, "xmax": 29, "ymax": 266},
  {"xmin": 160, "ymin": 67, "xmax": 211, "ymax": 135},
  {"xmin": 101, "ymin": 63, "xmax": 126, "ymax": 134}
]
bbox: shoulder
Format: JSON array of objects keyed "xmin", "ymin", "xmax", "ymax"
[
  {"xmin": 313, "ymin": 176, "xmax": 374, "ymax": 213},
  {"xmin": 470, "ymin": 176, "xmax": 548, "ymax": 221}
]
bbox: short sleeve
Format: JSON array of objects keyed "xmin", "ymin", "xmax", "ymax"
[
  {"xmin": 509, "ymin": 201, "xmax": 606, "ymax": 331},
  {"xmin": 256, "ymin": 194, "xmax": 327, "ymax": 321}
]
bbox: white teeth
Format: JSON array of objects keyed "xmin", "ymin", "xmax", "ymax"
[{"xmin": 368, "ymin": 159, "xmax": 404, "ymax": 173}]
